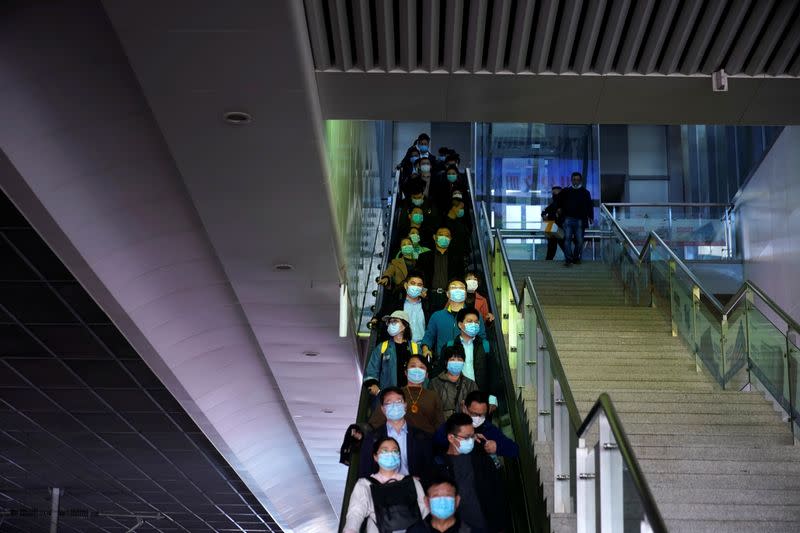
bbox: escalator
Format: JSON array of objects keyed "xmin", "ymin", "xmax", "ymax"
[{"xmin": 338, "ymin": 169, "xmax": 548, "ymax": 532}]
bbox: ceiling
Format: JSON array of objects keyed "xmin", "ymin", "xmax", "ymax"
[
  {"xmin": 305, "ymin": 0, "xmax": 800, "ymax": 124},
  {"xmin": 304, "ymin": 0, "xmax": 800, "ymax": 75},
  {"xmin": 0, "ymin": 193, "xmax": 281, "ymax": 532},
  {"xmin": 1, "ymin": 1, "xmax": 356, "ymax": 531}
]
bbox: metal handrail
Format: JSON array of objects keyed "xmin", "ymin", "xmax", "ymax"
[
  {"xmin": 495, "ymin": 230, "xmax": 665, "ymax": 531},
  {"xmin": 600, "ymin": 204, "xmax": 799, "ymax": 331},
  {"xmin": 480, "ymin": 201, "xmax": 494, "ymax": 255},
  {"xmin": 577, "ymin": 394, "xmax": 668, "ymax": 533},
  {"xmin": 466, "ymin": 169, "xmax": 548, "ymax": 532},
  {"xmin": 604, "ymin": 202, "xmax": 732, "ymax": 207}
]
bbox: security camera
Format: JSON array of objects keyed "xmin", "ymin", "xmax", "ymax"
[{"xmin": 712, "ymin": 69, "xmax": 728, "ymax": 92}]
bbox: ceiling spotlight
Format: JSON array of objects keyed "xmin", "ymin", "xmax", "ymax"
[
  {"xmin": 223, "ymin": 111, "xmax": 252, "ymax": 125},
  {"xmin": 273, "ymin": 263, "xmax": 294, "ymax": 272},
  {"xmin": 303, "ymin": 351, "xmax": 319, "ymax": 357}
]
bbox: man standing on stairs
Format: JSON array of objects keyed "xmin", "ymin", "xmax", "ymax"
[{"xmin": 557, "ymin": 171, "xmax": 593, "ymax": 267}]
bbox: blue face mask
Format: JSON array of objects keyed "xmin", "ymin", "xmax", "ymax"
[
  {"xmin": 429, "ymin": 496, "xmax": 456, "ymax": 519},
  {"xmin": 420, "ymin": 164, "xmax": 431, "ymax": 172},
  {"xmin": 377, "ymin": 451, "xmax": 401, "ymax": 471},
  {"xmin": 409, "ymin": 233, "xmax": 421, "ymax": 244},
  {"xmin": 387, "ymin": 322, "xmax": 403, "ymax": 337},
  {"xmin": 464, "ymin": 322, "xmax": 480, "ymax": 337},
  {"xmin": 407, "ymin": 285, "xmax": 423, "ymax": 298},
  {"xmin": 436, "ymin": 236, "xmax": 451, "ymax": 248},
  {"xmin": 447, "ymin": 360, "xmax": 465, "ymax": 375},
  {"xmin": 437, "ymin": 155, "xmax": 446, "ymax": 162},
  {"xmin": 411, "ymin": 213, "xmax": 424, "ymax": 225},
  {"xmin": 457, "ymin": 436, "xmax": 474, "ymax": 454},
  {"xmin": 449, "ymin": 288, "xmax": 466, "ymax": 303},
  {"xmin": 411, "ymin": 198, "xmax": 424, "ymax": 206},
  {"xmin": 456, "ymin": 208, "xmax": 465, "ymax": 218},
  {"xmin": 407, "ymin": 367, "xmax": 426, "ymax": 384},
  {"xmin": 447, "ymin": 174, "xmax": 457, "ymax": 183},
  {"xmin": 418, "ymin": 144, "xmax": 429, "ymax": 153},
  {"xmin": 410, "ymin": 156, "xmax": 419, "ymax": 164},
  {"xmin": 401, "ymin": 245, "xmax": 414, "ymax": 256},
  {"xmin": 385, "ymin": 402, "xmax": 406, "ymax": 421}
]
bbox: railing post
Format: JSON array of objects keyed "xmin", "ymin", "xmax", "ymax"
[
  {"xmin": 692, "ymin": 284, "xmax": 701, "ymax": 373},
  {"xmin": 599, "ymin": 412, "xmax": 623, "ymax": 532},
  {"xmin": 537, "ymin": 335, "xmax": 552, "ymax": 442},
  {"xmin": 720, "ymin": 314, "xmax": 728, "ymax": 389},
  {"xmin": 786, "ymin": 327, "xmax": 797, "ymax": 440},
  {"xmin": 553, "ymin": 380, "xmax": 572, "ymax": 514},
  {"xmin": 521, "ymin": 301, "xmax": 536, "ymax": 390},
  {"xmin": 576, "ymin": 438, "xmax": 595, "ymax": 533},
  {"xmin": 743, "ymin": 288, "xmax": 753, "ymax": 388},
  {"xmin": 668, "ymin": 261, "xmax": 677, "ymax": 337}
]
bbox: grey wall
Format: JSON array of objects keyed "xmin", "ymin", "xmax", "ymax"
[{"xmin": 737, "ymin": 126, "xmax": 800, "ymax": 322}]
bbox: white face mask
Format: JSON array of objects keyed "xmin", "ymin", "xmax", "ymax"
[
  {"xmin": 466, "ymin": 279, "xmax": 479, "ymax": 292},
  {"xmin": 572, "ymin": 182, "xmax": 582, "ymax": 189},
  {"xmin": 471, "ymin": 415, "xmax": 486, "ymax": 428}
]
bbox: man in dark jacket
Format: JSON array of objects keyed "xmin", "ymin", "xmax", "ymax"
[
  {"xmin": 359, "ymin": 387, "xmax": 434, "ymax": 481},
  {"xmin": 541, "ymin": 185, "xmax": 566, "ymax": 261},
  {"xmin": 433, "ymin": 391, "xmax": 519, "ymax": 458},
  {"xmin": 416, "ymin": 227, "xmax": 466, "ymax": 311},
  {"xmin": 432, "ymin": 413, "xmax": 508, "ymax": 532},
  {"xmin": 556, "ymin": 171, "xmax": 594, "ymax": 266}
]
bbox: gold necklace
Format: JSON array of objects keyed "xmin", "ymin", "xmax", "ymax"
[{"xmin": 406, "ymin": 386, "xmax": 424, "ymax": 414}]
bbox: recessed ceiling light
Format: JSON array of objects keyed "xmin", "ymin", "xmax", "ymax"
[
  {"xmin": 223, "ymin": 111, "xmax": 252, "ymax": 125},
  {"xmin": 293, "ymin": 415, "xmax": 304, "ymax": 418},
  {"xmin": 273, "ymin": 263, "xmax": 293, "ymax": 271},
  {"xmin": 303, "ymin": 351, "xmax": 319, "ymax": 357},
  {"xmin": 322, "ymin": 409, "xmax": 334, "ymax": 414}
]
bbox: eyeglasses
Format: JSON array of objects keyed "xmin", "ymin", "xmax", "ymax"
[{"xmin": 454, "ymin": 433, "xmax": 474, "ymax": 440}]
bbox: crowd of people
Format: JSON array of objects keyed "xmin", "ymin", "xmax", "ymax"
[{"xmin": 341, "ymin": 133, "xmax": 515, "ymax": 533}]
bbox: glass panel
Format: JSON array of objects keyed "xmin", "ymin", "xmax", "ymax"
[
  {"xmin": 748, "ymin": 305, "xmax": 790, "ymax": 412},
  {"xmin": 723, "ymin": 306, "xmax": 749, "ymax": 389},
  {"xmin": 671, "ymin": 273, "xmax": 695, "ymax": 350},
  {"xmin": 696, "ymin": 303, "xmax": 723, "ymax": 386},
  {"xmin": 622, "ymin": 461, "xmax": 651, "ymax": 533},
  {"xmin": 790, "ymin": 333, "xmax": 800, "ymax": 435},
  {"xmin": 649, "ymin": 247, "xmax": 671, "ymax": 321}
]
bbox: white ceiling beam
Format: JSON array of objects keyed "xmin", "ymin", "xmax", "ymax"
[
  {"xmin": 573, "ymin": 0, "xmax": 607, "ymax": 73},
  {"xmin": 551, "ymin": 0, "xmax": 584, "ymax": 73},
  {"xmin": 701, "ymin": 0, "xmax": 754, "ymax": 74},
  {"xmin": 486, "ymin": 0, "xmax": 512, "ymax": 73},
  {"xmin": 617, "ymin": 0, "xmax": 656, "ymax": 74},
  {"xmin": 464, "ymin": 0, "xmax": 488, "ymax": 72},
  {"xmin": 766, "ymin": 9, "xmax": 800, "ymax": 75},
  {"xmin": 595, "ymin": 0, "xmax": 631, "ymax": 74},
  {"xmin": 507, "ymin": 0, "xmax": 536, "ymax": 73},
  {"xmin": 399, "ymin": 0, "xmax": 417, "ymax": 71},
  {"xmin": 329, "ymin": 0, "xmax": 353, "ymax": 71},
  {"xmin": 353, "ymin": 0, "xmax": 374, "ymax": 71},
  {"xmin": 638, "ymin": 0, "xmax": 679, "ymax": 74},
  {"xmin": 303, "ymin": 0, "xmax": 331, "ymax": 70},
  {"xmin": 680, "ymin": 0, "xmax": 728, "ymax": 74},
  {"xmin": 421, "ymin": 0, "xmax": 440, "ymax": 71},
  {"xmin": 660, "ymin": 0, "xmax": 704, "ymax": 73},
  {"xmin": 443, "ymin": 0, "xmax": 464, "ymax": 71},
  {"xmin": 376, "ymin": 0, "xmax": 395, "ymax": 72},
  {"xmin": 530, "ymin": 0, "xmax": 560, "ymax": 73},
  {"xmin": 744, "ymin": 0, "xmax": 795, "ymax": 75}
]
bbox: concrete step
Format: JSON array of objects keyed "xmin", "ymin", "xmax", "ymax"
[
  {"xmin": 640, "ymin": 458, "xmax": 800, "ymax": 476},
  {"xmin": 554, "ymin": 342, "xmax": 691, "ymax": 352},
  {"xmin": 572, "ymin": 389, "xmax": 771, "ymax": 405},
  {"xmin": 566, "ymin": 379, "xmax": 716, "ymax": 391},
  {"xmin": 557, "ymin": 348, "xmax": 693, "ymax": 357},
  {"xmin": 665, "ymin": 519, "xmax": 800, "ymax": 533},
  {"xmin": 647, "ymin": 472, "xmax": 800, "ymax": 490},
  {"xmin": 627, "ymin": 433, "xmax": 793, "ymax": 447},
  {"xmin": 611, "ymin": 411, "xmax": 785, "ymax": 426},
  {"xmin": 565, "ymin": 371, "xmax": 711, "ymax": 385},
  {"xmin": 636, "ymin": 445, "xmax": 800, "ymax": 462},
  {"xmin": 650, "ymin": 486, "xmax": 800, "ymax": 505},
  {"xmin": 658, "ymin": 502, "xmax": 800, "ymax": 522},
  {"xmin": 622, "ymin": 421, "xmax": 790, "ymax": 437},
  {"xmin": 577, "ymin": 400, "xmax": 779, "ymax": 416}
]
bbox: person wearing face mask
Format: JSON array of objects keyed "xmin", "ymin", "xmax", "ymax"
[
  {"xmin": 433, "ymin": 391, "xmax": 518, "ymax": 459},
  {"xmin": 369, "ymin": 356, "xmax": 444, "ymax": 434},
  {"xmin": 556, "ymin": 171, "xmax": 594, "ymax": 266},
  {"xmin": 431, "ymin": 413, "xmax": 508, "ymax": 532},
  {"xmin": 421, "ymin": 281, "xmax": 486, "ymax": 361},
  {"xmin": 542, "ymin": 185, "xmax": 567, "ymax": 261},
  {"xmin": 379, "ymin": 238, "xmax": 418, "ymax": 292},
  {"xmin": 430, "ymin": 346, "xmax": 478, "ymax": 420},
  {"xmin": 400, "ymin": 147, "xmax": 422, "ymax": 182},
  {"xmin": 370, "ymin": 271, "xmax": 430, "ymax": 340},
  {"xmin": 407, "ymin": 475, "xmax": 471, "ymax": 532},
  {"xmin": 432, "ymin": 163, "xmax": 469, "ymax": 216},
  {"xmin": 398, "ymin": 178, "xmax": 440, "ymax": 249},
  {"xmin": 359, "ymin": 388, "xmax": 434, "ymax": 480},
  {"xmin": 442, "ymin": 308, "xmax": 497, "ymax": 410},
  {"xmin": 406, "ymin": 228, "xmax": 431, "ymax": 259},
  {"xmin": 464, "ymin": 271, "xmax": 493, "ymax": 324},
  {"xmin": 443, "ymin": 190, "xmax": 471, "ymax": 260},
  {"xmin": 346, "ymin": 436, "xmax": 429, "ymax": 533},
  {"xmin": 415, "ymin": 228, "xmax": 466, "ymax": 313},
  {"xmin": 364, "ymin": 311, "xmax": 421, "ymax": 397}
]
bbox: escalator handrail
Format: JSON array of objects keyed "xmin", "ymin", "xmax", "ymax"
[
  {"xmin": 466, "ymin": 169, "xmax": 548, "ymax": 532},
  {"xmin": 338, "ymin": 170, "xmax": 402, "ymax": 531},
  {"xmin": 577, "ymin": 393, "xmax": 668, "ymax": 533}
]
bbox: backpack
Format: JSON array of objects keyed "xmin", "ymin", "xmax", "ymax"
[{"xmin": 367, "ymin": 476, "xmax": 423, "ymax": 533}]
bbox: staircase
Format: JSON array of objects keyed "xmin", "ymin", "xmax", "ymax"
[{"xmin": 512, "ymin": 260, "xmax": 800, "ymax": 533}]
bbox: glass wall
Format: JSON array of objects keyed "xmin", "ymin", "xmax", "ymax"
[{"xmin": 324, "ymin": 120, "xmax": 392, "ymax": 334}]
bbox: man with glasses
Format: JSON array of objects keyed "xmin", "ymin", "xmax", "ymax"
[
  {"xmin": 359, "ymin": 387, "xmax": 434, "ymax": 480},
  {"xmin": 433, "ymin": 413, "xmax": 508, "ymax": 532}
]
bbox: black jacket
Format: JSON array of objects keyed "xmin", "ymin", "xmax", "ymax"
[
  {"xmin": 430, "ymin": 172, "xmax": 470, "ymax": 216},
  {"xmin": 556, "ymin": 186, "xmax": 593, "ymax": 224},
  {"xmin": 432, "ymin": 452, "xmax": 508, "ymax": 532},
  {"xmin": 445, "ymin": 336, "xmax": 498, "ymax": 397},
  {"xmin": 542, "ymin": 198, "xmax": 564, "ymax": 225},
  {"xmin": 359, "ymin": 422, "xmax": 434, "ymax": 482},
  {"xmin": 415, "ymin": 248, "xmax": 466, "ymax": 291}
]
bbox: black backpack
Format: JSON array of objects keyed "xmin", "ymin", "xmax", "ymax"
[{"xmin": 367, "ymin": 476, "xmax": 423, "ymax": 532}]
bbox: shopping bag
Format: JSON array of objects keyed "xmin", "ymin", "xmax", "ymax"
[{"xmin": 544, "ymin": 220, "xmax": 564, "ymax": 239}]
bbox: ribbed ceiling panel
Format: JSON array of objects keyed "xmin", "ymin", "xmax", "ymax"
[{"xmin": 303, "ymin": 0, "xmax": 800, "ymax": 76}]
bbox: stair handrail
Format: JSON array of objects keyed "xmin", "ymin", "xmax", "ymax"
[
  {"xmin": 577, "ymin": 393, "xmax": 668, "ymax": 533},
  {"xmin": 600, "ymin": 203, "xmax": 800, "ymax": 348},
  {"xmin": 466, "ymin": 169, "xmax": 549, "ymax": 532},
  {"xmin": 338, "ymin": 170, "xmax": 402, "ymax": 531},
  {"xmin": 494, "ymin": 229, "xmax": 665, "ymax": 530}
]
